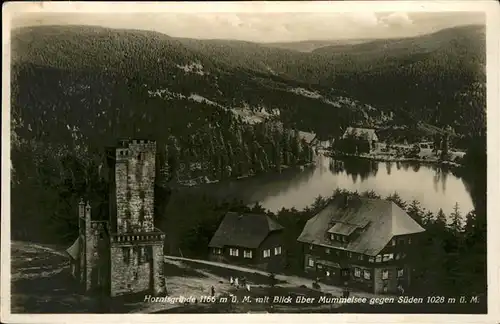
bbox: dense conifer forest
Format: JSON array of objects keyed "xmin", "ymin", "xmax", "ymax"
[{"xmin": 10, "ymin": 23, "xmax": 487, "ymax": 308}]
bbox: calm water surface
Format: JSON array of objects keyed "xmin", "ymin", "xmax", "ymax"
[{"xmin": 196, "ymin": 154, "xmax": 474, "ymax": 217}]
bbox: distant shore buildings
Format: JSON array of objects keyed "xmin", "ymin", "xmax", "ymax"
[{"xmin": 340, "ymin": 127, "xmax": 379, "ymax": 153}]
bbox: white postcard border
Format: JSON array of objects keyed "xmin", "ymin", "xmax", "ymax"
[{"xmin": 2, "ymin": 1, "xmax": 499, "ymax": 323}]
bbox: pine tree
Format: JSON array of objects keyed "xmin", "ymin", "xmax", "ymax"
[
  {"xmin": 435, "ymin": 208, "xmax": 447, "ymax": 228},
  {"xmin": 448, "ymin": 203, "xmax": 463, "ymax": 233},
  {"xmin": 422, "ymin": 211, "xmax": 435, "ymax": 226},
  {"xmin": 464, "ymin": 210, "xmax": 476, "ymax": 236},
  {"xmin": 406, "ymin": 200, "xmax": 424, "ymax": 224},
  {"xmin": 385, "ymin": 192, "xmax": 407, "ymax": 210}
]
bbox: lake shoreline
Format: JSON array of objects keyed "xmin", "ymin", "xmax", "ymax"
[
  {"xmin": 172, "ymin": 153, "xmax": 473, "ymax": 216},
  {"xmin": 326, "ymin": 151, "xmax": 463, "ymax": 170},
  {"xmin": 177, "ymin": 161, "xmax": 317, "ymax": 187}
]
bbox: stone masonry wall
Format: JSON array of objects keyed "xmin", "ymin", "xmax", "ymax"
[
  {"xmin": 108, "ymin": 140, "xmax": 165, "ymax": 297},
  {"xmin": 85, "ymin": 220, "xmax": 109, "ymax": 292},
  {"xmin": 152, "ymin": 243, "xmax": 167, "ymax": 295},
  {"xmin": 110, "ymin": 242, "xmax": 160, "ymax": 296},
  {"xmin": 115, "ymin": 140, "xmax": 156, "ymax": 234},
  {"xmin": 115, "ymin": 155, "xmax": 128, "ymax": 234},
  {"xmin": 84, "ymin": 205, "xmax": 94, "ymax": 291}
]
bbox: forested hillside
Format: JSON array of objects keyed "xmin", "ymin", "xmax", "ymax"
[{"xmin": 10, "ymin": 23, "xmax": 486, "ymax": 244}]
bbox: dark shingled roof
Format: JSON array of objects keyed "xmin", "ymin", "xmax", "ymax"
[
  {"xmin": 297, "ymin": 196, "xmax": 425, "ymax": 256},
  {"xmin": 208, "ymin": 212, "xmax": 284, "ymax": 249}
]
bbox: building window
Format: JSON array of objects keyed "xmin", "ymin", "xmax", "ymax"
[
  {"xmin": 309, "ymin": 244, "xmax": 313, "ymax": 250},
  {"xmin": 408, "ymin": 238, "xmax": 412, "ymax": 244},
  {"xmin": 342, "ymin": 236, "xmax": 347, "ymax": 243},
  {"xmin": 244, "ymin": 250, "xmax": 253, "ymax": 259},
  {"xmin": 391, "ymin": 239, "xmax": 396, "ymax": 246},
  {"xmin": 263, "ymin": 249, "xmax": 271, "ymax": 258},
  {"xmin": 358, "ymin": 255, "xmax": 364, "ymax": 261},
  {"xmin": 383, "ymin": 253, "xmax": 394, "ymax": 262},
  {"xmin": 375, "ymin": 255, "xmax": 382, "ymax": 263},
  {"xmin": 347, "ymin": 252, "xmax": 353, "ymax": 258},
  {"xmin": 395, "ymin": 253, "xmax": 400, "ymax": 260},
  {"xmin": 397, "ymin": 268, "xmax": 404, "ymax": 278},
  {"xmin": 368, "ymin": 257, "xmax": 374, "ymax": 263},
  {"xmin": 364, "ymin": 270, "xmax": 371, "ymax": 280},
  {"xmin": 139, "ymin": 247, "xmax": 146, "ymax": 263},
  {"xmin": 354, "ymin": 268, "xmax": 361, "ymax": 277},
  {"xmin": 308, "ymin": 257, "xmax": 315, "ymax": 267},
  {"xmin": 382, "ymin": 269, "xmax": 389, "ymax": 280},
  {"xmin": 229, "ymin": 248, "xmax": 239, "ymax": 257},
  {"xmin": 330, "ymin": 234, "xmax": 335, "ymax": 241},
  {"xmin": 325, "ymin": 248, "xmax": 331, "ymax": 254},
  {"xmin": 214, "ymin": 248, "xmax": 222, "ymax": 255},
  {"xmin": 274, "ymin": 246, "xmax": 282, "ymax": 255},
  {"xmin": 123, "ymin": 247, "xmax": 130, "ymax": 264},
  {"xmin": 326, "ymin": 270, "xmax": 331, "ymax": 277}
]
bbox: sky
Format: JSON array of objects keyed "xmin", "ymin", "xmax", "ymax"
[{"xmin": 10, "ymin": 9, "xmax": 485, "ymax": 43}]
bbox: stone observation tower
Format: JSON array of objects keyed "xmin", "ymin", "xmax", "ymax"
[{"xmin": 66, "ymin": 139, "xmax": 167, "ymax": 297}]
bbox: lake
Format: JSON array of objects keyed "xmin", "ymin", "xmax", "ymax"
[{"xmin": 192, "ymin": 153, "xmax": 474, "ymax": 218}]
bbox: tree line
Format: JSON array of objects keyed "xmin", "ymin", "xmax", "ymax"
[{"xmin": 155, "ymin": 186, "xmax": 485, "ymax": 300}]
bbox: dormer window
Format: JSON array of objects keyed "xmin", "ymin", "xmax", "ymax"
[{"xmin": 330, "ymin": 233, "xmax": 349, "ymax": 243}]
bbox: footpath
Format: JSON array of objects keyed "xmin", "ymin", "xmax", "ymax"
[{"xmin": 164, "ymin": 255, "xmax": 386, "ymax": 299}]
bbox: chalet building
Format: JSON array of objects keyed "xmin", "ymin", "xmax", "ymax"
[
  {"xmin": 298, "ymin": 131, "xmax": 318, "ymax": 146},
  {"xmin": 66, "ymin": 139, "xmax": 166, "ymax": 297},
  {"xmin": 208, "ymin": 212, "xmax": 286, "ymax": 272},
  {"xmin": 297, "ymin": 195, "xmax": 425, "ymax": 294},
  {"xmin": 342, "ymin": 127, "xmax": 379, "ymax": 153}
]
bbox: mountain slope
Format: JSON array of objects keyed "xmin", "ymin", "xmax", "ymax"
[
  {"xmin": 262, "ymin": 39, "xmax": 376, "ymax": 52},
  {"xmin": 10, "ymin": 23, "xmax": 486, "ymax": 246},
  {"xmin": 12, "ymin": 25, "xmax": 386, "ymax": 142},
  {"xmin": 170, "ymin": 24, "xmax": 486, "ymax": 134}
]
